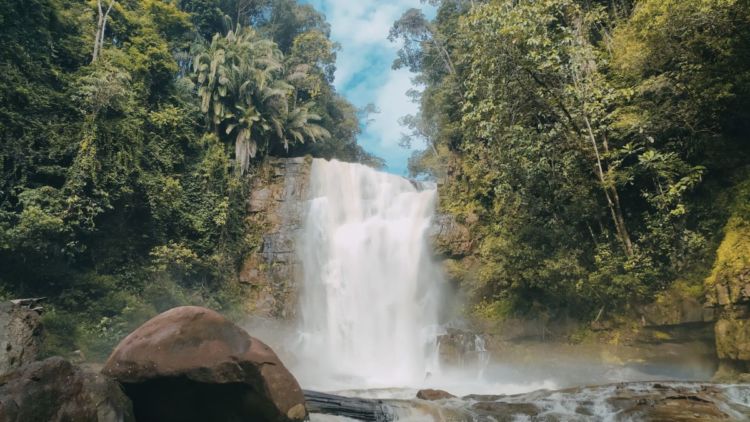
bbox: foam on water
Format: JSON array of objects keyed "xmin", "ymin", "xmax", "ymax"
[{"xmin": 383, "ymin": 383, "xmax": 750, "ymax": 422}]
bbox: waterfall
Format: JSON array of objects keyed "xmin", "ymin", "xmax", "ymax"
[{"xmin": 295, "ymin": 159, "xmax": 443, "ymax": 390}]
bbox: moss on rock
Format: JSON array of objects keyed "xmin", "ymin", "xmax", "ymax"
[
  {"xmin": 705, "ymin": 178, "xmax": 750, "ymax": 373},
  {"xmin": 706, "ymin": 180, "xmax": 750, "ymax": 305}
]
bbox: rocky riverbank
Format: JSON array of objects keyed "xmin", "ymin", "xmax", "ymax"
[
  {"xmin": 0, "ymin": 305, "xmax": 306, "ymax": 422},
  {"xmin": 1, "ymin": 301, "xmax": 749, "ymax": 421},
  {"xmin": 306, "ymin": 382, "xmax": 750, "ymax": 421}
]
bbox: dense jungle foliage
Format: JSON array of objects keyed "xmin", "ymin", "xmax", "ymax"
[
  {"xmin": 2, "ymin": 0, "xmax": 749, "ymax": 358},
  {"xmin": 396, "ymin": 0, "xmax": 750, "ymax": 320},
  {"xmin": 0, "ymin": 0, "xmax": 378, "ymax": 358}
]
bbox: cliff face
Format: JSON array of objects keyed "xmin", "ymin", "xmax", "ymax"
[
  {"xmin": 240, "ymin": 157, "xmax": 311, "ymax": 320},
  {"xmin": 706, "ymin": 180, "xmax": 750, "ymax": 378},
  {"xmin": 240, "ymin": 158, "xmax": 464, "ymax": 320},
  {"xmin": 239, "ymin": 158, "xmax": 730, "ymax": 376}
]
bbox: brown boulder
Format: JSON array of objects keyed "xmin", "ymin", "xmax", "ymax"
[
  {"xmin": 416, "ymin": 389, "xmax": 456, "ymax": 401},
  {"xmin": 0, "ymin": 357, "xmax": 134, "ymax": 422},
  {"xmin": 103, "ymin": 306, "xmax": 306, "ymax": 422}
]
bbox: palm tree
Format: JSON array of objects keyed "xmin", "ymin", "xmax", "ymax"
[
  {"xmin": 194, "ymin": 27, "xmax": 330, "ymax": 173},
  {"xmin": 193, "ymin": 33, "xmax": 230, "ymax": 128},
  {"xmin": 282, "ymin": 104, "xmax": 330, "ymax": 152}
]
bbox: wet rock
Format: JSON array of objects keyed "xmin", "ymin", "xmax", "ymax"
[
  {"xmin": 462, "ymin": 394, "xmax": 507, "ymax": 401},
  {"xmin": 249, "ymin": 187, "xmax": 274, "ymax": 213},
  {"xmin": 468, "ymin": 383, "xmax": 739, "ymax": 422},
  {"xmin": 416, "ymin": 389, "xmax": 456, "ymax": 400},
  {"xmin": 304, "ymin": 390, "xmax": 391, "ymax": 422},
  {"xmin": 0, "ymin": 301, "xmax": 43, "ymax": 376},
  {"xmin": 715, "ymin": 317, "xmax": 750, "ymax": 362},
  {"xmin": 0, "ymin": 357, "xmax": 134, "ymax": 422},
  {"xmin": 613, "ymin": 385, "xmax": 732, "ymax": 421},
  {"xmin": 242, "ymin": 157, "xmax": 311, "ymax": 319},
  {"xmin": 437, "ymin": 328, "xmax": 488, "ymax": 367},
  {"xmin": 704, "ymin": 192, "xmax": 750, "ymax": 378},
  {"xmin": 638, "ymin": 282, "xmax": 709, "ymax": 327},
  {"xmin": 471, "ymin": 401, "xmax": 540, "ymax": 420},
  {"xmin": 430, "ymin": 214, "xmax": 472, "ymax": 258},
  {"xmin": 310, "ymin": 382, "xmax": 749, "ymax": 422},
  {"xmin": 103, "ymin": 306, "xmax": 306, "ymax": 422}
]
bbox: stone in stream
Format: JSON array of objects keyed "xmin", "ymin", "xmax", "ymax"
[
  {"xmin": 416, "ymin": 389, "xmax": 456, "ymax": 400},
  {"xmin": 471, "ymin": 401, "xmax": 540, "ymax": 420},
  {"xmin": 103, "ymin": 306, "xmax": 306, "ymax": 422},
  {"xmin": 0, "ymin": 357, "xmax": 134, "ymax": 422}
]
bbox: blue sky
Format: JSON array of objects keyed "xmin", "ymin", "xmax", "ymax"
[{"xmin": 302, "ymin": 0, "xmax": 434, "ymax": 175}]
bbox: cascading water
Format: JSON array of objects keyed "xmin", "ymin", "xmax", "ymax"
[
  {"xmin": 289, "ymin": 159, "xmax": 750, "ymax": 422},
  {"xmin": 295, "ymin": 159, "xmax": 444, "ymax": 390}
]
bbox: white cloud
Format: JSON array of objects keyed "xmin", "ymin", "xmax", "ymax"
[
  {"xmin": 304, "ymin": 0, "xmax": 431, "ymax": 174},
  {"xmin": 369, "ymin": 69, "xmax": 418, "ymax": 148}
]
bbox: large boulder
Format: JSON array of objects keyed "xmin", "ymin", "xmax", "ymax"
[
  {"xmin": 103, "ymin": 306, "xmax": 306, "ymax": 422},
  {"xmin": 0, "ymin": 301, "xmax": 43, "ymax": 375},
  {"xmin": 0, "ymin": 357, "xmax": 134, "ymax": 422}
]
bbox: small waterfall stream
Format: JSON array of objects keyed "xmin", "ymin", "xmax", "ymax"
[{"xmin": 295, "ymin": 159, "xmax": 444, "ymax": 390}]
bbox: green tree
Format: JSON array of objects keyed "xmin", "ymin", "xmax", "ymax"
[
  {"xmin": 399, "ymin": 0, "xmax": 750, "ymax": 318},
  {"xmin": 193, "ymin": 27, "xmax": 330, "ymax": 172}
]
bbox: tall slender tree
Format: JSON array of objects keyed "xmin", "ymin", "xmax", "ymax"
[{"xmin": 92, "ymin": 0, "xmax": 116, "ymax": 62}]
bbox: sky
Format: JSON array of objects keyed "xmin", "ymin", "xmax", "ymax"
[{"xmin": 302, "ymin": 0, "xmax": 434, "ymax": 175}]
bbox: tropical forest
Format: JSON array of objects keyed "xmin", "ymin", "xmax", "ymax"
[{"xmin": 0, "ymin": 0, "xmax": 749, "ymax": 421}]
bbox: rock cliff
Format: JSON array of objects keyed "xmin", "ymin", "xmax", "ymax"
[
  {"xmin": 241, "ymin": 157, "xmax": 312, "ymax": 320},
  {"xmin": 706, "ymin": 181, "xmax": 750, "ymax": 379},
  {"xmin": 240, "ymin": 157, "xmax": 464, "ymax": 321}
]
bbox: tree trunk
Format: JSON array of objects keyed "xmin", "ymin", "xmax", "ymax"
[
  {"xmin": 427, "ymin": 23, "xmax": 456, "ymax": 76},
  {"xmin": 434, "ymin": 38, "xmax": 456, "ymax": 76},
  {"xmin": 583, "ymin": 115, "xmax": 634, "ymax": 257},
  {"xmin": 92, "ymin": 1, "xmax": 104, "ymax": 62},
  {"xmin": 92, "ymin": 0, "xmax": 115, "ymax": 63}
]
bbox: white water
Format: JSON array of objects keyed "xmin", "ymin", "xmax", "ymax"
[
  {"xmin": 295, "ymin": 159, "xmax": 444, "ymax": 391},
  {"xmin": 284, "ymin": 159, "xmax": 750, "ymax": 422}
]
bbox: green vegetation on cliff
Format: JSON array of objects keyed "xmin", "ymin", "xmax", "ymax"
[
  {"xmin": 398, "ymin": 0, "xmax": 750, "ymax": 320},
  {"xmin": 706, "ymin": 180, "xmax": 750, "ymax": 301},
  {"xmin": 0, "ymin": 0, "xmax": 376, "ymax": 359},
  {"xmin": 706, "ymin": 179, "xmax": 750, "ymax": 370}
]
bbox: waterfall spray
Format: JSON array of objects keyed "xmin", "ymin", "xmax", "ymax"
[{"xmin": 295, "ymin": 159, "xmax": 443, "ymax": 390}]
